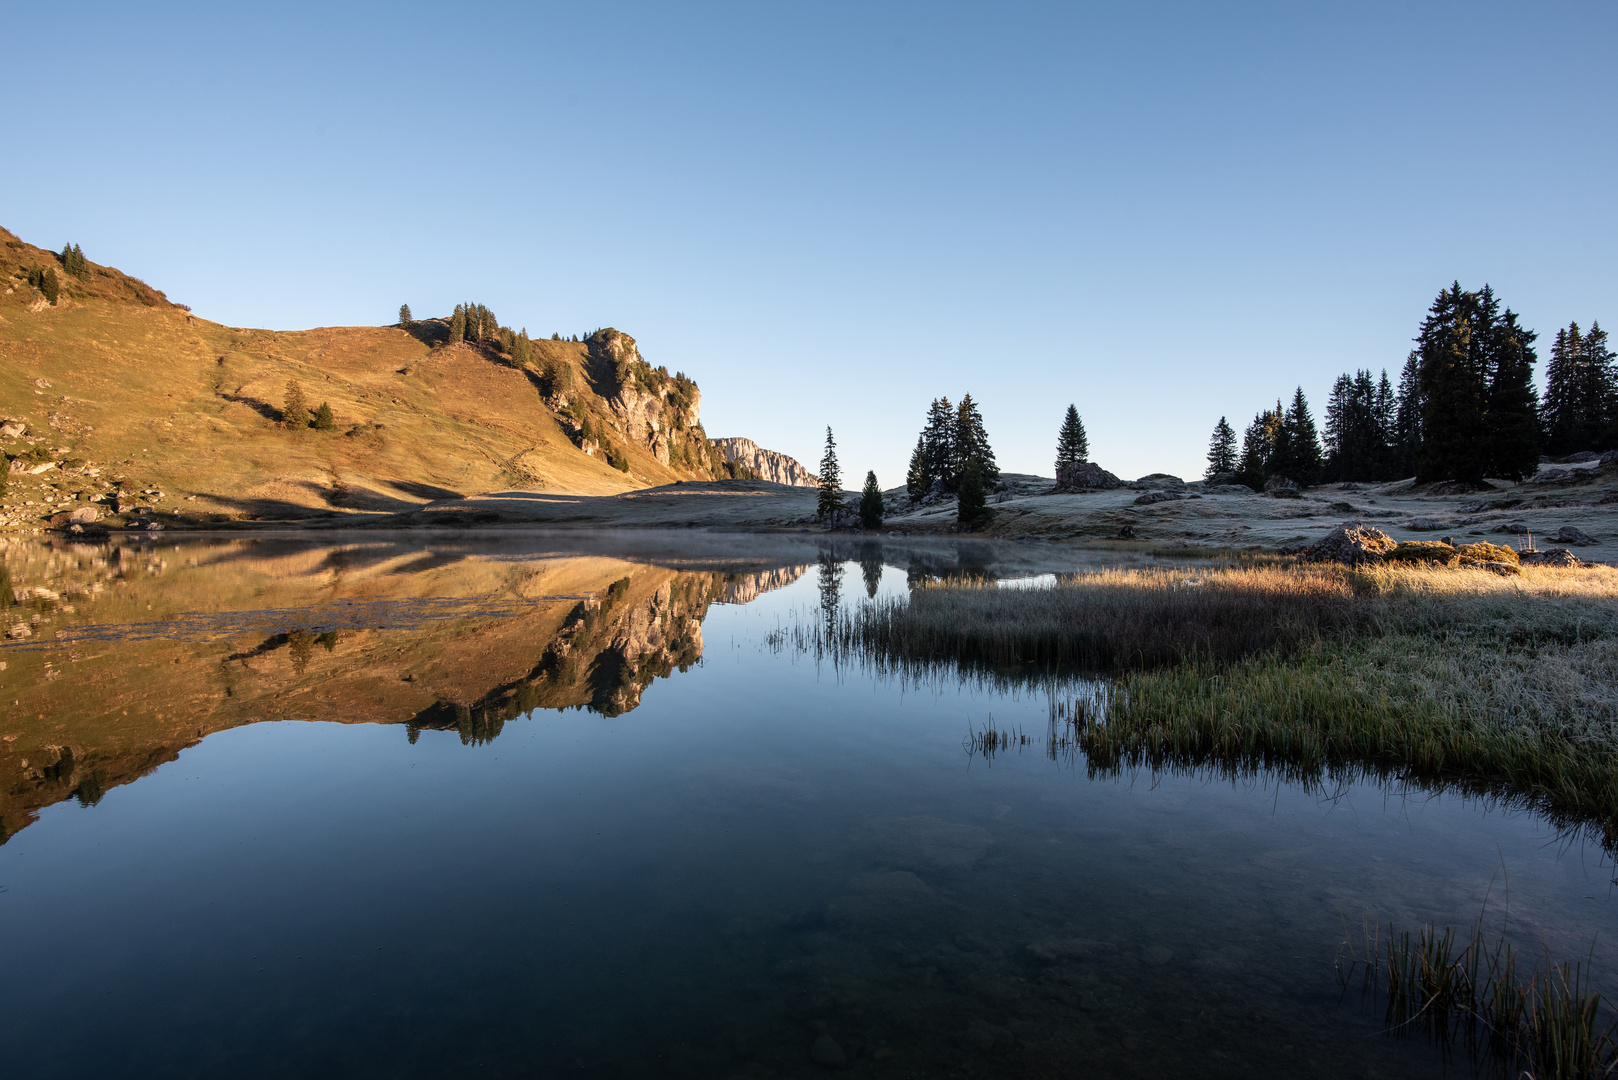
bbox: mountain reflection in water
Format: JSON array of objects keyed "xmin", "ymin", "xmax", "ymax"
[{"xmin": 2, "ymin": 534, "xmax": 1614, "ymax": 1080}]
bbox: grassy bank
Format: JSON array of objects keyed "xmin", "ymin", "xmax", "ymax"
[{"xmin": 807, "ymin": 562, "xmax": 1618, "ymax": 846}]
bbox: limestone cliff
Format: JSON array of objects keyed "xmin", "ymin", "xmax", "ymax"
[
  {"xmin": 710, "ymin": 437, "xmax": 818, "ymax": 487},
  {"xmin": 585, "ymin": 328, "xmax": 717, "ymax": 474}
]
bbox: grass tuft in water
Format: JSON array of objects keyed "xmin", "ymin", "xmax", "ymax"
[{"xmin": 1338, "ymin": 920, "xmax": 1618, "ymax": 1079}]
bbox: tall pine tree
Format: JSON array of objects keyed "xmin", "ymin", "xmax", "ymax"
[
  {"xmin": 1054, "ymin": 405, "xmax": 1089, "ymax": 474},
  {"xmin": 1482, "ymin": 308, "xmax": 1540, "ymax": 478},
  {"xmin": 922, "ymin": 397, "xmax": 956, "ymax": 491},
  {"xmin": 1392, "ymin": 351, "xmax": 1423, "ymax": 478},
  {"xmin": 1270, "ymin": 388, "xmax": 1323, "ymax": 486},
  {"xmin": 283, "ymin": 379, "xmax": 310, "ymax": 429},
  {"xmin": 1204, "ymin": 417, "xmax": 1237, "ymax": 479},
  {"xmin": 816, "ymin": 428, "xmax": 843, "ymax": 526},
  {"xmin": 955, "ymin": 394, "xmax": 999, "ymax": 487}
]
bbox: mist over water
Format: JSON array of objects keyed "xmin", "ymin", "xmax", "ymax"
[{"xmin": 1, "ymin": 534, "xmax": 1613, "ymax": 1078}]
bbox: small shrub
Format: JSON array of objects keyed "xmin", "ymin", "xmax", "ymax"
[
  {"xmin": 1456, "ymin": 541, "xmax": 1519, "ymax": 566},
  {"xmin": 1385, "ymin": 541, "xmax": 1457, "ymax": 566}
]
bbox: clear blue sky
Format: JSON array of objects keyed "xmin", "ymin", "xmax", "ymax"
[{"xmin": 5, "ymin": 2, "xmax": 1614, "ymax": 484}]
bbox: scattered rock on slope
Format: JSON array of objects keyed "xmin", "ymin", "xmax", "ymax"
[
  {"xmin": 1054, "ymin": 461, "xmax": 1122, "ymax": 492},
  {"xmin": 1294, "ymin": 522, "xmax": 1398, "ymax": 565}
]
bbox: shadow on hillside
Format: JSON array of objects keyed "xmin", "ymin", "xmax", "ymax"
[
  {"xmin": 219, "ymin": 392, "xmax": 280, "ymax": 422},
  {"xmin": 206, "ymin": 493, "xmax": 398, "ymax": 525},
  {"xmin": 403, "ymin": 319, "xmax": 450, "ymax": 348},
  {"xmin": 386, "ymin": 479, "xmax": 463, "ymax": 501}
]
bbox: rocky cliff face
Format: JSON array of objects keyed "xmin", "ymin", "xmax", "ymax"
[
  {"xmin": 711, "ymin": 437, "xmax": 818, "ymax": 487},
  {"xmin": 586, "ymin": 329, "xmax": 715, "ymax": 474}
]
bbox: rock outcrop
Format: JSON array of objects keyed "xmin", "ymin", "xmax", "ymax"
[
  {"xmin": 710, "ymin": 437, "xmax": 818, "ymax": 487},
  {"xmin": 1294, "ymin": 522, "xmax": 1398, "ymax": 565},
  {"xmin": 585, "ymin": 328, "xmax": 713, "ymax": 472},
  {"xmin": 1054, "ymin": 461, "xmax": 1123, "ymax": 491}
]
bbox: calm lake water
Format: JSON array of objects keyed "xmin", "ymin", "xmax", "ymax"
[{"xmin": 1, "ymin": 532, "xmax": 1613, "ymax": 1078}]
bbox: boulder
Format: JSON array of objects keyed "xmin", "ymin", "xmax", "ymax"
[
  {"xmin": 1297, "ymin": 522, "xmax": 1399, "ymax": 566},
  {"xmin": 1553, "ymin": 525, "xmax": 1595, "ymax": 545},
  {"xmin": 0, "ymin": 420, "xmax": 25, "ymax": 438},
  {"xmin": 1601, "ymin": 449, "xmax": 1618, "ymax": 468},
  {"xmin": 1054, "ymin": 461, "xmax": 1123, "ymax": 491},
  {"xmin": 1499, "ymin": 521, "xmax": 1529, "ymax": 534},
  {"xmin": 1133, "ymin": 491, "xmax": 1183, "ymax": 505},
  {"xmin": 1406, "ymin": 517, "xmax": 1446, "ymax": 531},
  {"xmin": 1520, "ymin": 548, "xmax": 1582, "ymax": 568},
  {"xmin": 1264, "ymin": 475, "xmax": 1301, "ymax": 494},
  {"xmin": 1203, "ymin": 471, "xmax": 1236, "ymax": 487},
  {"xmin": 1129, "ymin": 473, "xmax": 1185, "ymax": 491},
  {"xmin": 1428, "ymin": 479, "xmax": 1495, "ymax": 495},
  {"xmin": 1559, "ymin": 451, "xmax": 1601, "ymax": 464}
]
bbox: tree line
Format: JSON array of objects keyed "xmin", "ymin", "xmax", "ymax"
[{"xmin": 1206, "ymin": 282, "xmax": 1613, "ymax": 488}]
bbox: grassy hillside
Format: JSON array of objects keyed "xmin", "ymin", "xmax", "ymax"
[{"xmin": 0, "ymin": 227, "xmax": 729, "ymax": 530}]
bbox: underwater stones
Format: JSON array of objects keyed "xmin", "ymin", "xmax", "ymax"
[
  {"xmin": 1141, "ymin": 945, "xmax": 1174, "ymax": 966},
  {"xmin": 874, "ymin": 816, "xmax": 991, "ymax": 868},
  {"xmin": 809, "ymin": 1032, "xmax": 846, "ymax": 1067}
]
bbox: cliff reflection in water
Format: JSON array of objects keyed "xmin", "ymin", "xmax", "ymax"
[{"xmin": 0, "ymin": 535, "xmax": 818, "ymax": 843}]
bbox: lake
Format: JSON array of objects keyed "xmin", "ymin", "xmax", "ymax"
[{"xmin": 1, "ymin": 532, "xmax": 1613, "ymax": 1078}]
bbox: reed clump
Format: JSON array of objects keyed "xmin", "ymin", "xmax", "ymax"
[
  {"xmin": 1339, "ymin": 920, "xmax": 1618, "ymax": 1079},
  {"xmin": 806, "ymin": 562, "xmax": 1618, "ymax": 845}
]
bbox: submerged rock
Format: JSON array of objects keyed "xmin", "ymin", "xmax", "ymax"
[{"xmin": 809, "ymin": 1033, "xmax": 847, "ymax": 1067}]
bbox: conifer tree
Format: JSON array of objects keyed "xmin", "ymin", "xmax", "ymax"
[
  {"xmin": 1416, "ymin": 284, "xmax": 1484, "ymax": 482},
  {"xmin": 283, "ymin": 380, "xmax": 310, "ymax": 429},
  {"xmin": 398, "ymin": 304, "xmax": 412, "ymax": 326},
  {"xmin": 816, "ymin": 427, "xmax": 843, "ymax": 526},
  {"xmin": 1482, "ymin": 308, "xmax": 1540, "ymax": 478},
  {"xmin": 40, "ymin": 267, "xmax": 59, "ymax": 305},
  {"xmin": 905, "ymin": 435, "xmax": 931, "ymax": 501},
  {"xmin": 59, "ymin": 243, "xmax": 89, "ymax": 281},
  {"xmin": 449, "ymin": 305, "xmax": 466, "ymax": 344},
  {"xmin": 859, "ymin": 471, "xmax": 884, "ymax": 530},
  {"xmin": 1278, "ymin": 387, "xmax": 1323, "ymax": 486},
  {"xmin": 513, "ymin": 328, "xmax": 533, "ymax": 367},
  {"xmin": 313, "ymin": 401, "xmax": 336, "ymax": 431},
  {"xmin": 955, "ymin": 394, "xmax": 999, "ymax": 487},
  {"xmin": 1373, "ymin": 370, "xmax": 1397, "ymax": 479},
  {"xmin": 1392, "ymin": 351, "xmax": 1423, "ymax": 477},
  {"xmin": 1543, "ymin": 324, "xmax": 1580, "ymax": 454},
  {"xmin": 1546, "ymin": 321, "xmax": 1617, "ymax": 453},
  {"xmin": 1235, "ymin": 410, "xmax": 1275, "ymax": 491},
  {"xmin": 1055, "ymin": 405, "xmax": 1089, "ymax": 475},
  {"xmin": 956, "ymin": 459, "xmax": 990, "ymax": 529},
  {"xmin": 922, "ymin": 397, "xmax": 956, "ymax": 491},
  {"xmin": 1204, "ymin": 417, "xmax": 1237, "ymax": 479}
]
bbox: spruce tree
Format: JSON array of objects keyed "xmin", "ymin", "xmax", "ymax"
[
  {"xmin": 1392, "ymin": 351, "xmax": 1422, "ymax": 477},
  {"xmin": 313, "ymin": 401, "xmax": 336, "ymax": 431},
  {"xmin": 283, "ymin": 380, "xmax": 310, "ymax": 429},
  {"xmin": 1204, "ymin": 417, "xmax": 1237, "ymax": 479},
  {"xmin": 956, "ymin": 459, "xmax": 990, "ymax": 529},
  {"xmin": 859, "ymin": 471, "xmax": 884, "ymax": 530},
  {"xmin": 1055, "ymin": 404, "xmax": 1089, "ymax": 475},
  {"xmin": 513, "ymin": 328, "xmax": 533, "ymax": 367},
  {"xmin": 1373, "ymin": 370, "xmax": 1397, "ymax": 479},
  {"xmin": 1416, "ymin": 284, "xmax": 1484, "ymax": 482},
  {"xmin": 398, "ymin": 303, "xmax": 412, "ymax": 326},
  {"xmin": 1589, "ymin": 323, "xmax": 1618, "ymax": 450},
  {"xmin": 1543, "ymin": 324, "xmax": 1581, "ymax": 454},
  {"xmin": 1235, "ymin": 410, "xmax": 1275, "ymax": 491},
  {"xmin": 40, "ymin": 267, "xmax": 60, "ymax": 305},
  {"xmin": 1323, "ymin": 375, "xmax": 1354, "ymax": 481},
  {"xmin": 1482, "ymin": 308, "xmax": 1540, "ymax": 478},
  {"xmin": 449, "ymin": 305, "xmax": 466, "ymax": 344},
  {"xmin": 1280, "ymin": 387, "xmax": 1323, "ymax": 486},
  {"xmin": 816, "ymin": 427, "xmax": 843, "ymax": 526},
  {"xmin": 922, "ymin": 397, "xmax": 956, "ymax": 491},
  {"xmin": 955, "ymin": 394, "xmax": 999, "ymax": 487},
  {"xmin": 905, "ymin": 435, "xmax": 931, "ymax": 501}
]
